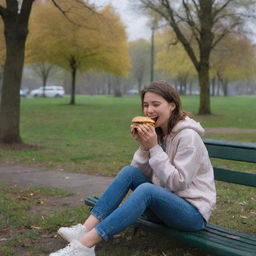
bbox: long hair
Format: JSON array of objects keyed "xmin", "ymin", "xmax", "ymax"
[{"xmin": 141, "ymin": 81, "xmax": 188, "ymax": 142}]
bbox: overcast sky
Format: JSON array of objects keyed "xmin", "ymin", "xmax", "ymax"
[{"xmin": 93, "ymin": 0, "xmax": 151, "ymax": 41}]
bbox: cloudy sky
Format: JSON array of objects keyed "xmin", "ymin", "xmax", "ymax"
[{"xmin": 93, "ymin": 0, "xmax": 151, "ymax": 41}]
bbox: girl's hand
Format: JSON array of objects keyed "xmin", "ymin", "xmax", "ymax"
[{"xmin": 131, "ymin": 123, "xmax": 157, "ymax": 150}]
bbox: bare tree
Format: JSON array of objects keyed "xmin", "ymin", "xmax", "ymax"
[{"xmin": 138, "ymin": 0, "xmax": 256, "ymax": 114}]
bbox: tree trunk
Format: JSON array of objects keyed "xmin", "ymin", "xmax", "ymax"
[
  {"xmin": 137, "ymin": 78, "xmax": 143, "ymax": 93},
  {"xmin": 0, "ymin": 1, "xmax": 33, "ymax": 143},
  {"xmin": 211, "ymin": 77, "xmax": 215, "ymax": 96},
  {"xmin": 0, "ymin": 39, "xmax": 24, "ymax": 142},
  {"xmin": 223, "ymin": 79, "xmax": 228, "ymax": 96},
  {"xmin": 0, "ymin": 30, "xmax": 24, "ymax": 142},
  {"xmin": 70, "ymin": 67, "xmax": 77, "ymax": 105},
  {"xmin": 69, "ymin": 56, "xmax": 77, "ymax": 105},
  {"xmin": 198, "ymin": 64, "xmax": 211, "ymax": 114}
]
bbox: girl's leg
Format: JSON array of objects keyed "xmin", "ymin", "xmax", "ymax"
[
  {"xmin": 90, "ymin": 183, "xmax": 205, "ymax": 241},
  {"xmin": 84, "ymin": 165, "xmax": 151, "ymax": 229}
]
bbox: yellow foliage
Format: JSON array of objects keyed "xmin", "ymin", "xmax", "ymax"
[
  {"xmin": 210, "ymin": 34, "xmax": 256, "ymax": 80},
  {"xmin": 26, "ymin": 0, "xmax": 130, "ymax": 76},
  {"xmin": 155, "ymin": 29, "xmax": 196, "ymax": 78}
]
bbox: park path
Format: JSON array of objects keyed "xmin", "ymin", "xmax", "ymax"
[{"xmin": 0, "ymin": 163, "xmax": 113, "ymax": 197}]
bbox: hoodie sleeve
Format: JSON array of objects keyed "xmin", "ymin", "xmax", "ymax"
[
  {"xmin": 131, "ymin": 148, "xmax": 153, "ymax": 178},
  {"xmin": 149, "ymin": 131, "xmax": 202, "ymax": 192}
]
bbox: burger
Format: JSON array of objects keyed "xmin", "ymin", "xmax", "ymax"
[{"xmin": 131, "ymin": 116, "xmax": 155, "ymax": 127}]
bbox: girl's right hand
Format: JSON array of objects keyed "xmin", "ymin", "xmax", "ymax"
[{"xmin": 130, "ymin": 124, "xmax": 139, "ymax": 139}]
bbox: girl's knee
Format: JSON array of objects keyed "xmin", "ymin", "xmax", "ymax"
[
  {"xmin": 118, "ymin": 165, "xmax": 141, "ymax": 178},
  {"xmin": 134, "ymin": 183, "xmax": 154, "ymax": 195}
]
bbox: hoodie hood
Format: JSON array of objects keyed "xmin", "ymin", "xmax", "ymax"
[{"xmin": 171, "ymin": 116, "xmax": 205, "ymax": 137}]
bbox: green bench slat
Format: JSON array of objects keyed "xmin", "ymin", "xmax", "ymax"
[
  {"xmin": 84, "ymin": 196, "xmax": 256, "ymax": 256},
  {"xmin": 206, "ymin": 223, "xmax": 256, "ymax": 245},
  {"xmin": 203, "ymin": 139, "xmax": 256, "ymax": 163},
  {"xmin": 135, "ymin": 218, "xmax": 256, "ymax": 256},
  {"xmin": 213, "ymin": 167, "xmax": 256, "ymax": 187}
]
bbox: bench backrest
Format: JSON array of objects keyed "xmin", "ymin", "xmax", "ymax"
[{"xmin": 203, "ymin": 139, "xmax": 256, "ymax": 187}]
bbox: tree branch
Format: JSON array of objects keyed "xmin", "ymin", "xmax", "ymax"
[
  {"xmin": 212, "ymin": 0, "xmax": 233, "ymax": 17},
  {"xmin": 162, "ymin": 0, "xmax": 200, "ymax": 71},
  {"xmin": 211, "ymin": 21, "xmax": 241, "ymax": 49},
  {"xmin": 181, "ymin": 0, "xmax": 200, "ymax": 43},
  {"xmin": 139, "ymin": 0, "xmax": 200, "ymax": 71},
  {"xmin": 19, "ymin": 0, "xmax": 34, "ymax": 26},
  {"xmin": 50, "ymin": 0, "xmax": 99, "ymax": 30},
  {"xmin": 6, "ymin": 0, "xmax": 18, "ymax": 12}
]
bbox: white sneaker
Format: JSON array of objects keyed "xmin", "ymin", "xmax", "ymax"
[
  {"xmin": 49, "ymin": 240, "xmax": 95, "ymax": 256},
  {"xmin": 58, "ymin": 224, "xmax": 88, "ymax": 242}
]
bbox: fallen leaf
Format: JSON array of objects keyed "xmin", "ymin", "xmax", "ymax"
[
  {"xmin": 37, "ymin": 200, "xmax": 44, "ymax": 205},
  {"xmin": 17, "ymin": 195, "xmax": 28, "ymax": 200}
]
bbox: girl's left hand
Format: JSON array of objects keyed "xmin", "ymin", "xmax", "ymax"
[{"xmin": 134, "ymin": 123, "xmax": 158, "ymax": 150}]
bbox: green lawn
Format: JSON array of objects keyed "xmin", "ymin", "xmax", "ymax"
[{"xmin": 1, "ymin": 95, "xmax": 255, "ymax": 176}]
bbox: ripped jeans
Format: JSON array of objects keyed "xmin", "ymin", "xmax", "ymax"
[{"xmin": 91, "ymin": 165, "xmax": 205, "ymax": 240}]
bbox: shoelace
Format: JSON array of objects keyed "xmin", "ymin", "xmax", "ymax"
[{"xmin": 55, "ymin": 243, "xmax": 79, "ymax": 255}]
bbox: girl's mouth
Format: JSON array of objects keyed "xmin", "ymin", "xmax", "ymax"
[{"xmin": 150, "ymin": 116, "xmax": 158, "ymax": 122}]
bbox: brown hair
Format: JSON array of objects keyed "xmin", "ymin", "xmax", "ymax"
[{"xmin": 141, "ymin": 81, "xmax": 187, "ymax": 142}]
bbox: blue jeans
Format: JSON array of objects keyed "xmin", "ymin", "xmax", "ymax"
[{"xmin": 91, "ymin": 165, "xmax": 205, "ymax": 240}]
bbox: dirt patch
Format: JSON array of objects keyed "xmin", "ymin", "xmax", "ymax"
[
  {"xmin": 0, "ymin": 142, "xmax": 43, "ymax": 151},
  {"xmin": 28, "ymin": 193, "xmax": 83, "ymax": 217}
]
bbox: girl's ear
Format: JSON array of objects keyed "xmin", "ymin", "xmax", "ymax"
[{"xmin": 170, "ymin": 102, "xmax": 176, "ymax": 111}]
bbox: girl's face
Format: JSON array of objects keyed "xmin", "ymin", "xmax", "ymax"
[{"xmin": 143, "ymin": 92, "xmax": 176, "ymax": 135}]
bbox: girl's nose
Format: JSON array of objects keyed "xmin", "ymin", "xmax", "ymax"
[{"xmin": 147, "ymin": 105, "xmax": 154, "ymax": 113}]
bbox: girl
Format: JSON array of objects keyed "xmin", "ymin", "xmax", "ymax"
[{"xmin": 49, "ymin": 81, "xmax": 216, "ymax": 256}]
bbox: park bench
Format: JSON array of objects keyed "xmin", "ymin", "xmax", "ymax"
[{"xmin": 85, "ymin": 139, "xmax": 256, "ymax": 256}]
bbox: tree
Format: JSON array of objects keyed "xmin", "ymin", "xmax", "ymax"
[
  {"xmin": 27, "ymin": 1, "xmax": 130, "ymax": 105},
  {"xmin": 210, "ymin": 34, "xmax": 256, "ymax": 95},
  {"xmin": 29, "ymin": 63, "xmax": 55, "ymax": 87},
  {"xmin": 129, "ymin": 39, "xmax": 151, "ymax": 92},
  {"xmin": 138, "ymin": 0, "xmax": 256, "ymax": 114}
]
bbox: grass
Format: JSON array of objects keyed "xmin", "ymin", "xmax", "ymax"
[
  {"xmin": 0, "ymin": 95, "xmax": 255, "ymax": 255},
  {"xmin": 0, "ymin": 182, "xmax": 212, "ymax": 256},
  {"xmin": 0, "ymin": 95, "xmax": 255, "ymax": 176}
]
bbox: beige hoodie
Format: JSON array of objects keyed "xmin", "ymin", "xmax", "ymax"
[{"xmin": 131, "ymin": 116, "xmax": 216, "ymax": 221}]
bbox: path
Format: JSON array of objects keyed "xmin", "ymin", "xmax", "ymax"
[{"xmin": 0, "ymin": 163, "xmax": 113, "ymax": 197}]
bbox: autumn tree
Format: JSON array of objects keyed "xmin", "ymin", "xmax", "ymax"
[
  {"xmin": 210, "ymin": 34, "xmax": 256, "ymax": 96},
  {"xmin": 138, "ymin": 0, "xmax": 256, "ymax": 114},
  {"xmin": 27, "ymin": 1, "xmax": 130, "ymax": 105}
]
